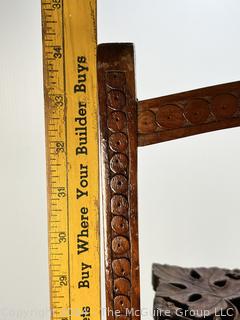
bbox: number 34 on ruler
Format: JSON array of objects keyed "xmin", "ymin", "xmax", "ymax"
[{"xmin": 41, "ymin": 0, "xmax": 101, "ymax": 319}]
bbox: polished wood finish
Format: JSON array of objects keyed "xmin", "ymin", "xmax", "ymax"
[
  {"xmin": 138, "ymin": 81, "xmax": 240, "ymax": 146},
  {"xmin": 98, "ymin": 43, "xmax": 140, "ymax": 320},
  {"xmin": 97, "ymin": 43, "xmax": 240, "ymax": 320}
]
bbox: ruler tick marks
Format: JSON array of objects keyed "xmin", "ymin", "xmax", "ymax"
[{"xmin": 42, "ymin": 0, "xmax": 99, "ymax": 319}]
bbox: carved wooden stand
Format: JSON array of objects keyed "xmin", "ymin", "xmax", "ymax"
[{"xmin": 97, "ymin": 43, "xmax": 240, "ymax": 320}]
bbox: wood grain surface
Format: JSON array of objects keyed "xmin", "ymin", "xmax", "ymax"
[
  {"xmin": 98, "ymin": 43, "xmax": 140, "ymax": 320},
  {"xmin": 138, "ymin": 81, "xmax": 240, "ymax": 146},
  {"xmin": 97, "ymin": 42, "xmax": 240, "ymax": 320}
]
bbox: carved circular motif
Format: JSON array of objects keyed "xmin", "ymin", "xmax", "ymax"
[
  {"xmin": 106, "ymin": 71, "xmax": 126, "ymax": 88},
  {"xmin": 110, "ymin": 153, "xmax": 128, "ymax": 174},
  {"xmin": 110, "ymin": 175, "xmax": 128, "ymax": 193},
  {"xmin": 185, "ymin": 99, "xmax": 210, "ymax": 124},
  {"xmin": 114, "ymin": 278, "xmax": 131, "ymax": 296},
  {"xmin": 112, "ymin": 258, "xmax": 130, "ymax": 277},
  {"xmin": 111, "ymin": 195, "xmax": 129, "ymax": 215},
  {"xmin": 112, "ymin": 236, "xmax": 130, "ymax": 254},
  {"xmin": 212, "ymin": 94, "xmax": 238, "ymax": 119},
  {"xmin": 156, "ymin": 104, "xmax": 185, "ymax": 129},
  {"xmin": 114, "ymin": 295, "xmax": 131, "ymax": 313},
  {"xmin": 138, "ymin": 110, "xmax": 157, "ymax": 133},
  {"xmin": 108, "ymin": 111, "xmax": 126, "ymax": 132},
  {"xmin": 107, "ymin": 90, "xmax": 126, "ymax": 110},
  {"xmin": 109, "ymin": 133, "xmax": 128, "ymax": 153},
  {"xmin": 111, "ymin": 216, "xmax": 129, "ymax": 235}
]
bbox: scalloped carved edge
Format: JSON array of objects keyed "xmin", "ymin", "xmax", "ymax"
[
  {"xmin": 98, "ymin": 43, "xmax": 140, "ymax": 320},
  {"xmin": 138, "ymin": 81, "xmax": 240, "ymax": 146}
]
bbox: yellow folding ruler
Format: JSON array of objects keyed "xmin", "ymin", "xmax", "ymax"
[{"xmin": 41, "ymin": 1, "xmax": 100, "ymax": 319}]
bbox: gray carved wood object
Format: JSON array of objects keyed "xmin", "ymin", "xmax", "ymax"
[{"xmin": 153, "ymin": 264, "xmax": 240, "ymax": 320}]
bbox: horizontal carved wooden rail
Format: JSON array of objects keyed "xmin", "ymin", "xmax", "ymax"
[{"xmin": 138, "ymin": 81, "xmax": 240, "ymax": 146}]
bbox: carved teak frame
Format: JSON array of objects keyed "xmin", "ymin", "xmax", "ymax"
[{"xmin": 97, "ymin": 43, "xmax": 240, "ymax": 320}]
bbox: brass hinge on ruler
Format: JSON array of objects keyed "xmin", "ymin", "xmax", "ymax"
[{"xmin": 41, "ymin": 1, "xmax": 100, "ymax": 319}]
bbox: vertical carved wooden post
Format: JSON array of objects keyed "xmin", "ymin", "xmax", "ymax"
[{"xmin": 98, "ymin": 43, "xmax": 140, "ymax": 320}]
